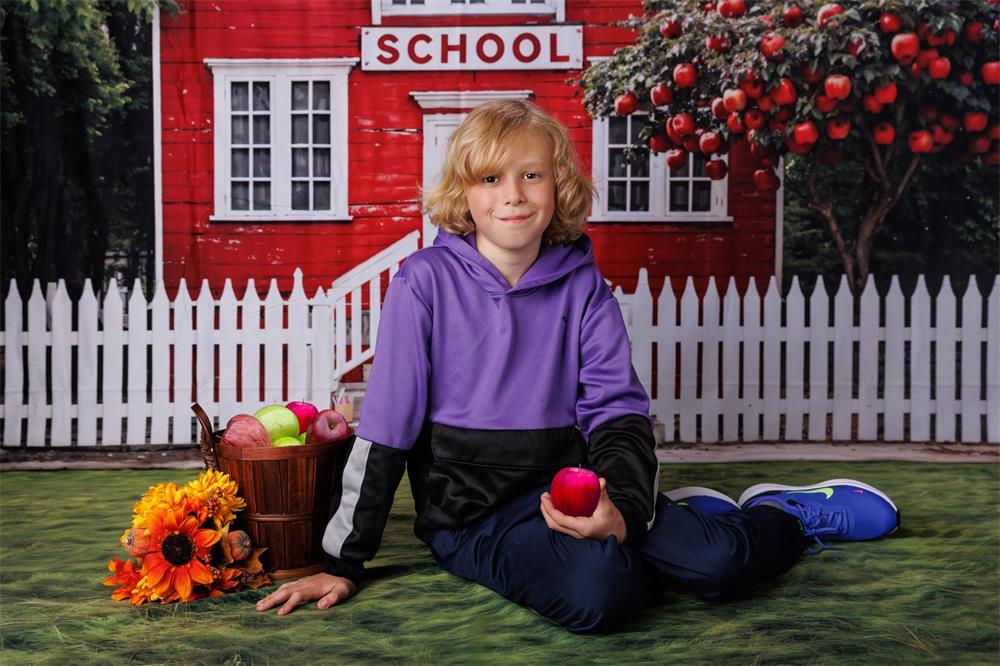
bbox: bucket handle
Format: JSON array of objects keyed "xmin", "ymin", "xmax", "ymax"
[{"xmin": 191, "ymin": 403, "xmax": 219, "ymax": 471}]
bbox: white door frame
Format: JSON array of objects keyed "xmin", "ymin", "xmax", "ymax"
[{"xmin": 421, "ymin": 113, "xmax": 467, "ymax": 247}]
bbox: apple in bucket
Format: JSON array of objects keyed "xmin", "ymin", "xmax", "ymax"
[
  {"xmin": 550, "ymin": 467, "xmax": 601, "ymax": 518},
  {"xmin": 306, "ymin": 409, "xmax": 352, "ymax": 445},
  {"xmin": 219, "ymin": 414, "xmax": 272, "ymax": 448},
  {"xmin": 285, "ymin": 401, "xmax": 319, "ymax": 434},
  {"xmin": 254, "ymin": 405, "xmax": 300, "ymax": 442}
]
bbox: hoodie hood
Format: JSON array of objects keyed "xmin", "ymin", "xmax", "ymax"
[{"xmin": 432, "ymin": 230, "xmax": 595, "ymax": 295}]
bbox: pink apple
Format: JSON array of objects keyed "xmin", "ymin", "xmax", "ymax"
[
  {"xmin": 220, "ymin": 414, "xmax": 272, "ymax": 448},
  {"xmin": 285, "ymin": 400, "xmax": 319, "ymax": 434},
  {"xmin": 550, "ymin": 467, "xmax": 601, "ymax": 518},
  {"xmin": 305, "ymin": 409, "xmax": 352, "ymax": 445}
]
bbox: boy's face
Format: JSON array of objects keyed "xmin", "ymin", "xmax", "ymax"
[{"xmin": 465, "ymin": 131, "xmax": 556, "ymax": 261}]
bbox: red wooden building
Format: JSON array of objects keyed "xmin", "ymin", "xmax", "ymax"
[{"xmin": 154, "ymin": 0, "xmax": 782, "ymax": 299}]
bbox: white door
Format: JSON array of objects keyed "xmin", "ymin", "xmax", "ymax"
[{"xmin": 422, "ymin": 114, "xmax": 466, "ymax": 247}]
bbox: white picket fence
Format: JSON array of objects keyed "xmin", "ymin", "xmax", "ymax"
[{"xmin": 1, "ymin": 264, "xmax": 997, "ymax": 447}]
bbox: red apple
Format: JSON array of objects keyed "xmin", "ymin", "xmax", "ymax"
[
  {"xmin": 650, "ymin": 83, "xmax": 673, "ymax": 107},
  {"xmin": 917, "ymin": 49, "xmax": 940, "ymax": 71},
  {"xmin": 305, "ymin": 408, "xmax": 352, "ymax": 445},
  {"xmin": 939, "ymin": 113, "xmax": 960, "ymax": 130},
  {"xmin": 826, "ymin": 118, "xmax": 851, "ymax": 140},
  {"xmin": 760, "ymin": 33, "xmax": 785, "ymax": 60},
  {"xmin": 757, "ymin": 94, "xmax": 775, "ymax": 112},
  {"xmin": 650, "ymin": 134, "xmax": 670, "ymax": 153},
  {"xmin": 699, "ymin": 131, "xmax": 722, "ymax": 155},
  {"xmin": 550, "ymin": 467, "xmax": 601, "ymax": 518},
  {"xmin": 772, "ymin": 78, "xmax": 797, "ymax": 106},
  {"xmin": 793, "ymin": 121, "xmax": 819, "ymax": 144},
  {"xmin": 739, "ymin": 70, "xmax": 764, "ymax": 98},
  {"xmin": 965, "ymin": 112, "xmax": 988, "ymax": 132},
  {"xmin": 891, "ymin": 33, "xmax": 919, "ymax": 64},
  {"xmin": 723, "ymin": 88, "xmax": 747, "ymax": 112},
  {"xmin": 615, "ymin": 92, "xmax": 638, "ymax": 116},
  {"xmin": 983, "ymin": 62, "xmax": 1000, "ymax": 85},
  {"xmin": 824, "ymin": 75, "xmax": 851, "ymax": 100},
  {"xmin": 717, "ymin": 0, "xmax": 746, "ymax": 19},
  {"xmin": 847, "ymin": 37, "xmax": 864, "ymax": 58},
  {"xmin": 744, "ymin": 109, "xmax": 766, "ymax": 129},
  {"xmin": 862, "ymin": 95, "xmax": 884, "ymax": 114},
  {"xmin": 705, "ymin": 159, "xmax": 728, "ymax": 180},
  {"xmin": 753, "ymin": 168, "xmax": 780, "ymax": 191},
  {"xmin": 285, "ymin": 401, "xmax": 319, "ymax": 434},
  {"xmin": 964, "ymin": 21, "xmax": 984, "ymax": 42},
  {"xmin": 783, "ymin": 5, "xmax": 804, "ymax": 28},
  {"xmin": 931, "ymin": 124, "xmax": 954, "ymax": 146},
  {"xmin": 220, "ymin": 414, "xmax": 273, "ymax": 448},
  {"xmin": 660, "ymin": 18, "xmax": 682, "ymax": 39},
  {"xmin": 990, "ymin": 124, "xmax": 1000, "ymax": 140},
  {"xmin": 670, "ymin": 113, "xmax": 695, "ymax": 137},
  {"xmin": 815, "ymin": 93, "xmax": 838, "ymax": 113},
  {"xmin": 817, "ymin": 3, "xmax": 843, "ymax": 27},
  {"xmin": 873, "ymin": 82, "xmax": 897, "ymax": 104},
  {"xmin": 683, "ymin": 133, "xmax": 700, "ymax": 153},
  {"xmin": 958, "ymin": 70, "xmax": 975, "ymax": 86},
  {"xmin": 928, "ymin": 57, "xmax": 951, "ymax": 80},
  {"xmin": 666, "ymin": 148, "xmax": 688, "ymax": 170},
  {"xmin": 785, "ymin": 134, "xmax": 812, "ymax": 154},
  {"xmin": 706, "ymin": 34, "xmax": 730, "ymax": 53},
  {"xmin": 879, "ymin": 12, "xmax": 901, "ymax": 34},
  {"xmin": 673, "ymin": 63, "xmax": 698, "ymax": 88},
  {"xmin": 711, "ymin": 97, "xmax": 728, "ymax": 119},
  {"xmin": 802, "ymin": 66, "xmax": 825, "ymax": 85},
  {"xmin": 726, "ymin": 111, "xmax": 746, "ymax": 134},
  {"xmin": 908, "ymin": 130, "xmax": 933, "ymax": 153},
  {"xmin": 873, "ymin": 122, "xmax": 895, "ymax": 145}
]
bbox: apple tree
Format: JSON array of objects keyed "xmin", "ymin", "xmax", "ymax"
[{"xmin": 581, "ymin": 0, "xmax": 999, "ymax": 295}]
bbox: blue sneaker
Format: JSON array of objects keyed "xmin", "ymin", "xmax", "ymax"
[
  {"xmin": 739, "ymin": 478, "xmax": 900, "ymax": 546},
  {"xmin": 664, "ymin": 487, "xmax": 740, "ymax": 516}
]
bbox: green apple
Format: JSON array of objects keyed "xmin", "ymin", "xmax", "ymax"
[
  {"xmin": 254, "ymin": 405, "xmax": 300, "ymax": 442},
  {"xmin": 273, "ymin": 436, "xmax": 303, "ymax": 447},
  {"xmin": 298, "ymin": 433, "xmax": 307, "ymax": 444}
]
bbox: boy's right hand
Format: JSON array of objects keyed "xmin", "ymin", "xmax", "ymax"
[{"xmin": 255, "ymin": 572, "xmax": 357, "ymax": 616}]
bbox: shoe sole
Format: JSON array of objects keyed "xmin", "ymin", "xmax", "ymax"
[
  {"xmin": 738, "ymin": 478, "xmax": 900, "ymax": 535},
  {"xmin": 664, "ymin": 486, "xmax": 740, "ymax": 508}
]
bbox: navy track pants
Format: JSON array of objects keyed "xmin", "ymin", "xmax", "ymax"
[{"xmin": 428, "ymin": 484, "xmax": 808, "ymax": 633}]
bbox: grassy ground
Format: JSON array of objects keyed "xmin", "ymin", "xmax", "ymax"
[{"xmin": 1, "ymin": 462, "xmax": 997, "ymax": 665}]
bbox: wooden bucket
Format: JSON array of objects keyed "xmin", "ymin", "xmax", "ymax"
[{"xmin": 193, "ymin": 403, "xmax": 352, "ymax": 580}]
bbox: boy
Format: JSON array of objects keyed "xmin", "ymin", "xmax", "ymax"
[{"xmin": 256, "ymin": 100, "xmax": 899, "ymax": 632}]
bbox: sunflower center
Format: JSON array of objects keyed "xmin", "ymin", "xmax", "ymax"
[{"xmin": 161, "ymin": 533, "xmax": 195, "ymax": 566}]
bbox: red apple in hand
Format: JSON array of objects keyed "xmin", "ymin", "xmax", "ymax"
[
  {"xmin": 550, "ymin": 467, "xmax": 601, "ymax": 518},
  {"xmin": 285, "ymin": 401, "xmax": 319, "ymax": 434},
  {"xmin": 305, "ymin": 409, "xmax": 352, "ymax": 444}
]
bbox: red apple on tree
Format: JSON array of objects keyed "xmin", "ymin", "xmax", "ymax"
[
  {"xmin": 760, "ymin": 33, "xmax": 785, "ymax": 60},
  {"xmin": 744, "ymin": 109, "xmax": 766, "ymax": 129},
  {"xmin": 891, "ymin": 33, "xmax": 919, "ymax": 63},
  {"xmin": 660, "ymin": 17, "xmax": 682, "ymax": 39},
  {"xmin": 908, "ymin": 130, "xmax": 933, "ymax": 153},
  {"xmin": 873, "ymin": 122, "xmax": 896, "ymax": 145},
  {"xmin": 983, "ymin": 62, "xmax": 1000, "ymax": 85},
  {"xmin": 706, "ymin": 34, "xmax": 730, "ymax": 53},
  {"xmin": 305, "ymin": 409, "xmax": 352, "ymax": 445},
  {"xmin": 824, "ymin": 74, "xmax": 851, "ymax": 100},
  {"xmin": 711, "ymin": 97, "xmax": 728, "ymax": 119},
  {"xmin": 699, "ymin": 131, "xmax": 722, "ymax": 155},
  {"xmin": 862, "ymin": 95, "xmax": 884, "ymax": 114},
  {"xmin": 815, "ymin": 93, "xmax": 838, "ymax": 113},
  {"xmin": 739, "ymin": 70, "xmax": 764, "ymax": 98},
  {"xmin": 671, "ymin": 112, "xmax": 696, "ymax": 137},
  {"xmin": 826, "ymin": 118, "xmax": 851, "ymax": 140},
  {"xmin": 879, "ymin": 12, "xmax": 901, "ymax": 33},
  {"xmin": 650, "ymin": 83, "xmax": 673, "ymax": 107},
  {"xmin": 753, "ymin": 168, "xmax": 780, "ymax": 191},
  {"xmin": 705, "ymin": 159, "xmax": 728, "ymax": 180},
  {"xmin": 615, "ymin": 92, "xmax": 638, "ymax": 116},
  {"xmin": 666, "ymin": 148, "xmax": 688, "ymax": 170},
  {"xmin": 928, "ymin": 57, "xmax": 951, "ymax": 80},
  {"xmin": 873, "ymin": 82, "xmax": 897, "ymax": 104},
  {"xmin": 783, "ymin": 5, "xmax": 804, "ymax": 28},
  {"xmin": 771, "ymin": 78, "xmax": 797, "ymax": 105},
  {"xmin": 969, "ymin": 134, "xmax": 991, "ymax": 154},
  {"xmin": 726, "ymin": 111, "xmax": 745, "ymax": 133},
  {"xmin": 817, "ymin": 3, "xmax": 843, "ymax": 28},
  {"xmin": 550, "ymin": 467, "xmax": 601, "ymax": 518},
  {"xmin": 673, "ymin": 63, "xmax": 698, "ymax": 88},
  {"xmin": 723, "ymin": 88, "xmax": 747, "ymax": 112},
  {"xmin": 717, "ymin": 0, "xmax": 746, "ymax": 19},
  {"xmin": 793, "ymin": 121, "xmax": 819, "ymax": 145},
  {"xmin": 965, "ymin": 112, "xmax": 988, "ymax": 132},
  {"xmin": 649, "ymin": 134, "xmax": 670, "ymax": 153},
  {"xmin": 964, "ymin": 21, "xmax": 984, "ymax": 42}
]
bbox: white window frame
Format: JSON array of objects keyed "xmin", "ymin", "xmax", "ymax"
[
  {"xmin": 372, "ymin": 0, "xmax": 564, "ymax": 24},
  {"xmin": 589, "ymin": 115, "xmax": 731, "ymax": 223},
  {"xmin": 206, "ymin": 58, "xmax": 358, "ymax": 222}
]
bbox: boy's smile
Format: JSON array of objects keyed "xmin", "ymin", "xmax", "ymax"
[{"xmin": 465, "ymin": 131, "xmax": 556, "ymax": 288}]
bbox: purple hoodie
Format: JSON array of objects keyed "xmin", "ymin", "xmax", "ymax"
[{"xmin": 322, "ymin": 230, "xmax": 659, "ymax": 585}]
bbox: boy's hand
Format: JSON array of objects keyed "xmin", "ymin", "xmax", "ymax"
[
  {"xmin": 255, "ymin": 572, "xmax": 357, "ymax": 616},
  {"xmin": 540, "ymin": 477, "xmax": 627, "ymax": 544}
]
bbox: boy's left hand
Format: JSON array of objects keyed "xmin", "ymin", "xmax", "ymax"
[{"xmin": 540, "ymin": 478, "xmax": 627, "ymax": 544}]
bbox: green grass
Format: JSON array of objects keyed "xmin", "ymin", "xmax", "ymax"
[{"xmin": 1, "ymin": 462, "xmax": 998, "ymax": 665}]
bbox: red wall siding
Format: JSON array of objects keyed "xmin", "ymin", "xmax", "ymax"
[{"xmin": 159, "ymin": 0, "xmax": 777, "ymax": 300}]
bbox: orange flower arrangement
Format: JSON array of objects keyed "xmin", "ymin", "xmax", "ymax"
[{"xmin": 104, "ymin": 470, "xmax": 270, "ymax": 604}]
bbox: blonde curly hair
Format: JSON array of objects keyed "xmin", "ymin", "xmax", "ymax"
[{"xmin": 424, "ymin": 100, "xmax": 593, "ymax": 245}]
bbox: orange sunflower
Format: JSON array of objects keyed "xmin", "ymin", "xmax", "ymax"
[
  {"xmin": 103, "ymin": 557, "xmax": 144, "ymax": 602},
  {"xmin": 141, "ymin": 502, "xmax": 222, "ymax": 602}
]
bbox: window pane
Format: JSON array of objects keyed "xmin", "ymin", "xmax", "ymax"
[
  {"xmin": 231, "ymin": 182, "xmax": 250, "ymax": 210},
  {"xmin": 252, "ymin": 82, "xmax": 270, "ymax": 111},
  {"xmin": 693, "ymin": 181, "xmax": 711, "ymax": 211},
  {"xmin": 253, "ymin": 116, "xmax": 270, "ymax": 144},
  {"xmin": 313, "ymin": 182, "xmax": 331, "ymax": 210},
  {"xmin": 313, "ymin": 82, "xmax": 330, "ymax": 111},
  {"xmin": 253, "ymin": 148, "xmax": 270, "ymax": 177},
  {"xmin": 292, "ymin": 148, "xmax": 309, "ymax": 177},
  {"xmin": 630, "ymin": 118, "xmax": 643, "ymax": 144},
  {"xmin": 253, "ymin": 182, "xmax": 271, "ymax": 211},
  {"xmin": 608, "ymin": 182, "xmax": 626, "ymax": 211},
  {"xmin": 292, "ymin": 82, "xmax": 309, "ymax": 110},
  {"xmin": 231, "ymin": 82, "xmax": 248, "ymax": 111},
  {"xmin": 609, "ymin": 117, "xmax": 627, "ymax": 144},
  {"xmin": 292, "ymin": 181, "xmax": 309, "ymax": 210},
  {"xmin": 630, "ymin": 182, "xmax": 649, "ymax": 212},
  {"xmin": 631, "ymin": 155, "xmax": 649, "ymax": 178},
  {"xmin": 231, "ymin": 149, "xmax": 249, "ymax": 178},
  {"xmin": 313, "ymin": 149, "xmax": 330, "ymax": 178},
  {"xmin": 313, "ymin": 115, "xmax": 331, "ymax": 144},
  {"xmin": 232, "ymin": 116, "xmax": 249, "ymax": 144},
  {"xmin": 609, "ymin": 149, "xmax": 627, "ymax": 178},
  {"xmin": 292, "ymin": 115, "xmax": 309, "ymax": 144},
  {"xmin": 693, "ymin": 154, "xmax": 707, "ymax": 177},
  {"xmin": 669, "ymin": 182, "xmax": 689, "ymax": 212}
]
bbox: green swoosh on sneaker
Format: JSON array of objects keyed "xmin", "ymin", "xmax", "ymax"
[{"xmin": 789, "ymin": 488, "xmax": 834, "ymax": 499}]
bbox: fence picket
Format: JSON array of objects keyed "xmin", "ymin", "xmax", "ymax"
[
  {"xmin": 721, "ymin": 277, "xmax": 740, "ymax": 441},
  {"xmin": 150, "ymin": 282, "xmax": 170, "ymax": 443},
  {"xmin": 50, "ymin": 281, "xmax": 73, "ymax": 445},
  {"xmin": 171, "ymin": 280, "xmax": 194, "ymax": 444},
  {"xmin": 743, "ymin": 278, "xmax": 763, "ymax": 441},
  {"xmin": 678, "ymin": 277, "xmax": 698, "ymax": 442},
  {"xmin": 910, "ymin": 277, "xmax": 932, "ymax": 441},
  {"xmin": 218, "ymin": 279, "xmax": 239, "ymax": 422},
  {"xmin": 77, "ymin": 281, "xmax": 99, "ymax": 446},
  {"xmin": 126, "ymin": 279, "xmax": 148, "ymax": 445},
  {"xmin": 262, "ymin": 279, "xmax": 284, "ymax": 404},
  {"xmin": 884, "ymin": 277, "xmax": 905, "ymax": 441},
  {"xmin": 101, "ymin": 279, "xmax": 125, "ymax": 446},
  {"xmin": 935, "ymin": 277, "xmax": 958, "ymax": 442},
  {"xmin": 808, "ymin": 279, "xmax": 829, "ymax": 441},
  {"xmin": 784, "ymin": 278, "xmax": 806, "ymax": 441},
  {"xmin": 195, "ymin": 281, "xmax": 216, "ymax": 422},
  {"xmin": 857, "ymin": 277, "xmax": 879, "ymax": 440},
  {"xmin": 654, "ymin": 279, "xmax": 677, "ymax": 434},
  {"xmin": 987, "ymin": 276, "xmax": 1000, "ymax": 442},
  {"xmin": 241, "ymin": 280, "xmax": 262, "ymax": 411},
  {"xmin": 700, "ymin": 277, "xmax": 721, "ymax": 443},
  {"xmin": 762, "ymin": 277, "xmax": 781, "ymax": 441},
  {"xmin": 832, "ymin": 276, "xmax": 853, "ymax": 440},
  {"xmin": 3, "ymin": 281, "xmax": 24, "ymax": 446},
  {"xmin": 632, "ymin": 271, "xmax": 654, "ymax": 426},
  {"xmin": 310, "ymin": 287, "xmax": 333, "ymax": 408},
  {"xmin": 960, "ymin": 279, "xmax": 984, "ymax": 442},
  {"xmin": 288, "ymin": 269, "xmax": 309, "ymax": 404}
]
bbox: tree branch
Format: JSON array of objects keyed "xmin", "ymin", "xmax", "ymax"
[{"xmin": 806, "ymin": 167, "xmax": 855, "ymax": 277}]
